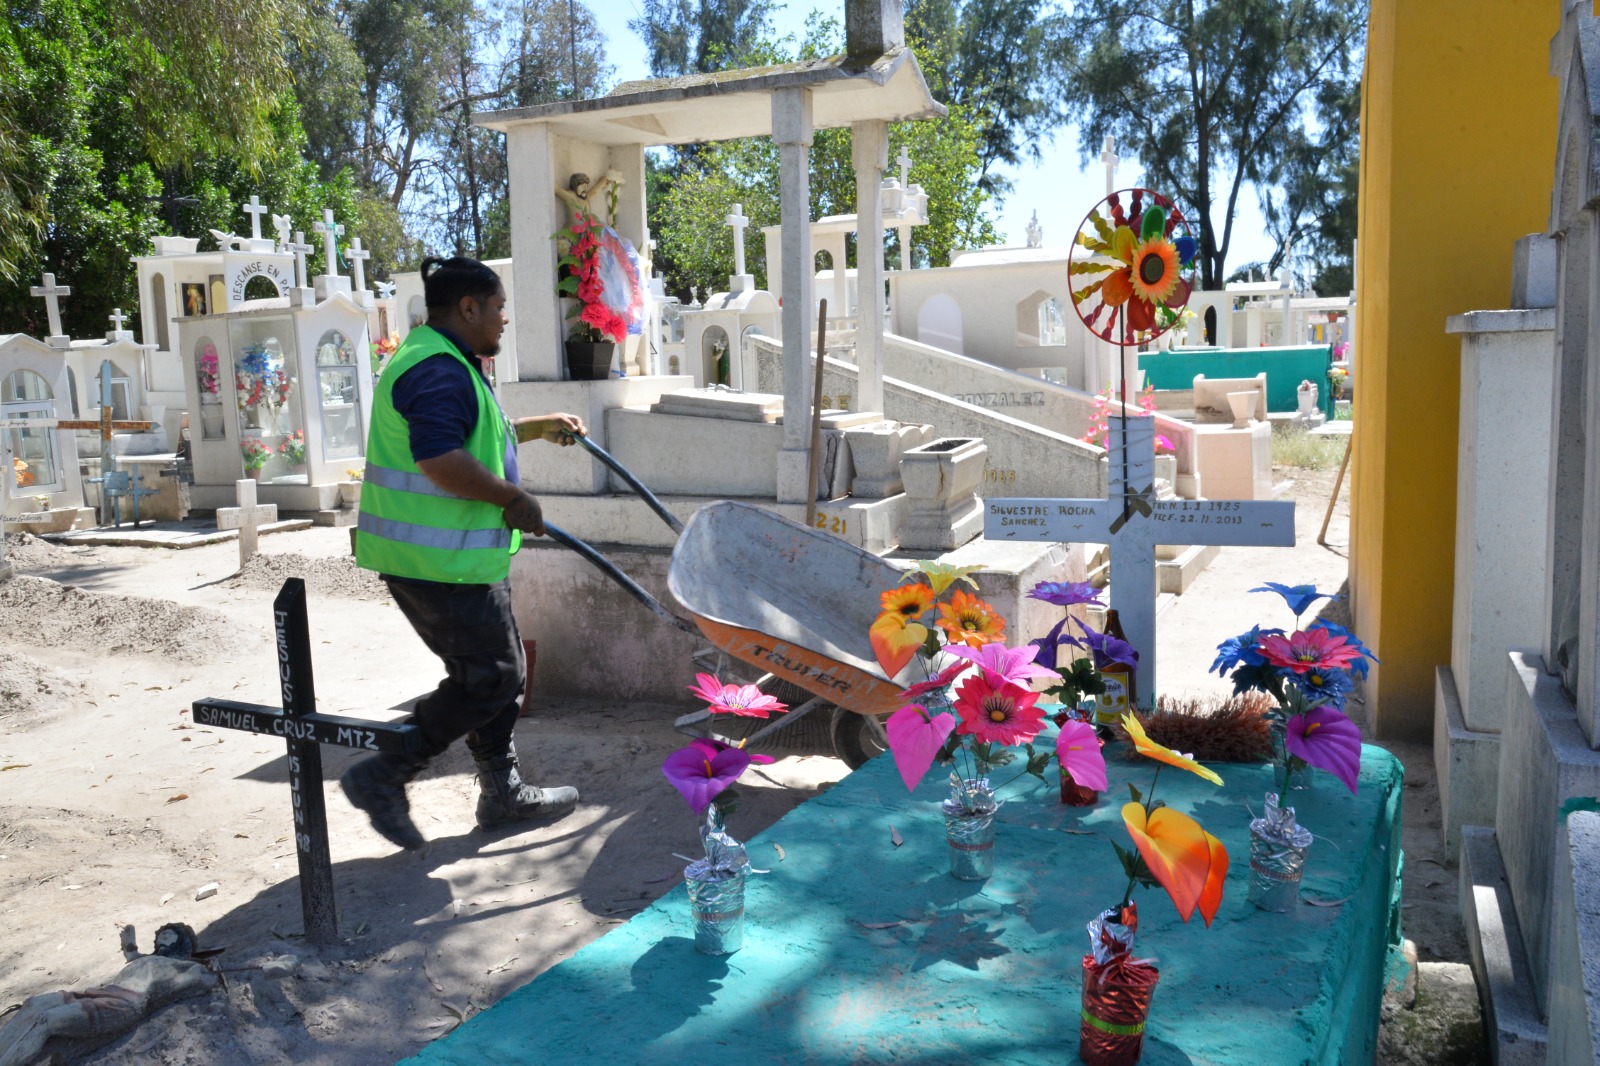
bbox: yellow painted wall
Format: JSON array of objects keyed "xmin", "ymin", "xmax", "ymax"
[{"xmin": 1353, "ymin": 0, "xmax": 1557, "ymax": 739}]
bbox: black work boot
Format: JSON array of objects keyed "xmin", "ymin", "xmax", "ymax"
[
  {"xmin": 340, "ymin": 753, "xmax": 429, "ymax": 850},
  {"xmin": 474, "ymin": 754, "xmax": 579, "ymax": 830}
]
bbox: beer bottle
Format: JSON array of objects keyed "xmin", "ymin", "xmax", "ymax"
[{"xmin": 1094, "ymin": 608, "xmax": 1137, "ymax": 728}]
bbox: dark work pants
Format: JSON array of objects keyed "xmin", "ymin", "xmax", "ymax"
[{"xmin": 383, "ymin": 575, "xmax": 524, "ymax": 765}]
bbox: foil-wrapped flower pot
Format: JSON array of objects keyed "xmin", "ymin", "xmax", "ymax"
[
  {"xmin": 1248, "ymin": 791, "xmax": 1315, "ymax": 912},
  {"xmin": 683, "ymin": 862, "xmax": 746, "ymax": 955},
  {"xmin": 1079, "ymin": 902, "xmax": 1160, "ymax": 1066},
  {"xmin": 941, "ymin": 776, "xmax": 998, "ymax": 881},
  {"xmin": 683, "ymin": 803, "xmax": 749, "ymax": 954}
]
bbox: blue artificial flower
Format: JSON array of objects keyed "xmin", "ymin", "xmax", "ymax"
[
  {"xmin": 1285, "ymin": 665, "xmax": 1355, "ymax": 708},
  {"xmin": 1229, "ymin": 663, "xmax": 1278, "ymax": 696},
  {"xmin": 1308, "ymin": 621, "xmax": 1378, "ymax": 680},
  {"xmin": 1028, "ymin": 580, "xmax": 1104, "ymax": 607},
  {"xmin": 1250, "ymin": 582, "xmax": 1338, "ymax": 619},
  {"xmin": 1210, "ymin": 625, "xmax": 1281, "ymax": 676}
]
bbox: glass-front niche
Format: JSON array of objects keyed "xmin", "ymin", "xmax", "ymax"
[
  {"xmin": 314, "ymin": 329, "xmax": 363, "ymax": 460},
  {"xmin": 228, "ymin": 315, "xmax": 307, "ymax": 483}
]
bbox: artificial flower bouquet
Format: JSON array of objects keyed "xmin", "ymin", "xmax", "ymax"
[
  {"xmin": 660, "ymin": 674, "xmax": 787, "ymax": 955},
  {"xmin": 868, "ymin": 563, "xmax": 1112, "ymax": 877},
  {"xmin": 199, "ymin": 345, "xmax": 220, "ymax": 396},
  {"xmin": 277, "ymin": 430, "xmax": 306, "ymax": 466},
  {"xmin": 1081, "ymin": 713, "xmax": 1228, "ymax": 1066},
  {"xmin": 555, "ymin": 209, "xmax": 643, "ymax": 345},
  {"xmin": 240, "ymin": 437, "xmax": 271, "ymax": 472}
]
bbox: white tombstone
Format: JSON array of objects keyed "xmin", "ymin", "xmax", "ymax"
[
  {"xmin": 29, "ymin": 274, "xmax": 71, "ymax": 348},
  {"xmin": 216, "ymin": 477, "xmax": 277, "ymax": 567}
]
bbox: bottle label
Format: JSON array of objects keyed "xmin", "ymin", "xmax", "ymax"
[{"xmin": 1096, "ymin": 675, "xmax": 1129, "ymax": 726}]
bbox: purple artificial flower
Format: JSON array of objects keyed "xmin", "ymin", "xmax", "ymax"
[
  {"xmin": 661, "ymin": 738, "xmax": 775, "ymax": 813},
  {"xmin": 1029, "ymin": 615, "xmax": 1072, "ymax": 669},
  {"xmin": 1071, "ymin": 617, "xmax": 1139, "ymax": 670},
  {"xmin": 1027, "ymin": 580, "xmax": 1104, "ymax": 607},
  {"xmin": 1284, "ymin": 706, "xmax": 1362, "ymax": 794},
  {"xmin": 1250, "ymin": 582, "xmax": 1337, "ymax": 619}
]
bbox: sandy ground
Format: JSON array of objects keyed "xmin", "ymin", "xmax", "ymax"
[{"xmin": 0, "ymin": 453, "xmax": 1479, "ymax": 1064}]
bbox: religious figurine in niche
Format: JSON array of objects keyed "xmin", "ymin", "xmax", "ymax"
[{"xmin": 556, "ymin": 170, "xmax": 622, "ymax": 226}]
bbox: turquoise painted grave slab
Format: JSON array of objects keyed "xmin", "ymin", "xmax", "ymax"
[
  {"xmin": 408, "ymin": 743, "xmax": 1402, "ymax": 1065},
  {"xmin": 1140, "ymin": 345, "xmax": 1335, "ymax": 419}
]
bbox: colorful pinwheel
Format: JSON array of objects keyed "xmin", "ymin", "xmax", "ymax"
[{"xmin": 1069, "ymin": 188, "xmax": 1197, "ymax": 346}]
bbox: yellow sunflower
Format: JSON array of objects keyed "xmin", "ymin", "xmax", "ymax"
[
  {"xmin": 1129, "ymin": 237, "xmax": 1181, "ymax": 304},
  {"xmin": 879, "ymin": 581, "xmax": 935, "ymax": 621}
]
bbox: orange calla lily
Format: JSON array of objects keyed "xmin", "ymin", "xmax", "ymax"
[
  {"xmin": 1121, "ymin": 802, "xmax": 1229, "ymax": 926},
  {"xmin": 870, "ymin": 611, "xmax": 927, "ymax": 677},
  {"xmin": 1121, "ymin": 713, "xmax": 1224, "ymax": 786}
]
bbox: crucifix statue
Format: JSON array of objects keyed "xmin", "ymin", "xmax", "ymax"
[
  {"xmin": 984, "ymin": 415, "xmax": 1296, "ymax": 706},
  {"xmin": 29, "ymin": 273, "xmax": 71, "ymax": 344}
]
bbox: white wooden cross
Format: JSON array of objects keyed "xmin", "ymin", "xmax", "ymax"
[
  {"xmin": 984, "ymin": 415, "xmax": 1296, "ymax": 706},
  {"xmin": 1101, "ymin": 135, "xmax": 1119, "ymax": 196},
  {"xmin": 107, "ymin": 308, "xmax": 130, "ymax": 335},
  {"xmin": 29, "ymin": 273, "xmax": 71, "ymax": 341},
  {"xmin": 313, "ymin": 208, "xmax": 344, "ymax": 277},
  {"xmin": 725, "ymin": 203, "xmax": 750, "ymax": 277},
  {"xmin": 244, "ymin": 195, "xmax": 270, "ymax": 241},
  {"xmin": 216, "ymin": 477, "xmax": 278, "ymax": 567},
  {"xmin": 287, "ymin": 231, "xmax": 315, "ymax": 288},
  {"xmin": 346, "ymin": 237, "xmax": 371, "ymax": 293}
]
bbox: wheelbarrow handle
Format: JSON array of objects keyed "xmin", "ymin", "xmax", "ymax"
[
  {"xmin": 570, "ymin": 433, "xmax": 684, "ymax": 535},
  {"xmin": 543, "ymin": 521, "xmax": 701, "ymax": 636}
]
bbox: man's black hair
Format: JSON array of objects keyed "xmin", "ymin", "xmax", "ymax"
[{"xmin": 421, "ymin": 256, "xmax": 502, "ymax": 313}]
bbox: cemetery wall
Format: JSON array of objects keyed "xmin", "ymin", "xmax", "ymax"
[{"xmin": 1352, "ymin": 0, "xmax": 1558, "ymax": 738}]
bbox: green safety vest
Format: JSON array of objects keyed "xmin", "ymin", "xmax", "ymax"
[{"xmin": 354, "ymin": 325, "xmax": 520, "ymax": 583}]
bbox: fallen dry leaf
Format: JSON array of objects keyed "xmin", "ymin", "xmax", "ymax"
[
  {"xmin": 166, "ymin": 793, "xmax": 189, "ymax": 804},
  {"xmin": 890, "ymin": 825, "xmax": 904, "ymax": 848},
  {"xmin": 773, "ymin": 843, "xmax": 786, "ymax": 861},
  {"xmin": 1, "ymin": 764, "xmax": 30, "ymax": 771},
  {"xmin": 1302, "ymin": 895, "xmax": 1353, "ymax": 908}
]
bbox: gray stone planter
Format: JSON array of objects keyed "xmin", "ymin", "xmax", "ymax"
[
  {"xmin": 896, "ymin": 436, "xmax": 987, "ymax": 551},
  {"xmin": 844, "ymin": 421, "xmax": 933, "ymax": 499}
]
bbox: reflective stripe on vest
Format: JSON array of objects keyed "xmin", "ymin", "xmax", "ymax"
[
  {"xmin": 363, "ymin": 463, "xmax": 469, "ymax": 500},
  {"xmin": 357, "ymin": 511, "xmax": 511, "ymax": 552}
]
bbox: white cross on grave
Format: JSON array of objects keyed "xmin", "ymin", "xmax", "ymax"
[
  {"xmin": 313, "ymin": 208, "xmax": 344, "ymax": 277},
  {"xmin": 216, "ymin": 477, "xmax": 278, "ymax": 568},
  {"xmin": 725, "ymin": 203, "xmax": 750, "ymax": 278},
  {"xmin": 1101, "ymin": 135, "xmax": 1119, "ymax": 196},
  {"xmin": 29, "ymin": 273, "xmax": 71, "ymax": 345},
  {"xmin": 287, "ymin": 231, "xmax": 315, "ymax": 289},
  {"xmin": 346, "ymin": 237, "xmax": 371, "ymax": 292},
  {"xmin": 244, "ymin": 195, "xmax": 270, "ymax": 241},
  {"xmin": 107, "ymin": 307, "xmax": 130, "ymax": 338},
  {"xmin": 983, "ymin": 415, "xmax": 1296, "ymax": 707}
]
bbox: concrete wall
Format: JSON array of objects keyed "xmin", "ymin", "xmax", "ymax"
[
  {"xmin": 1352, "ymin": 0, "xmax": 1559, "ymax": 739},
  {"xmin": 1547, "ymin": 811, "xmax": 1600, "ymax": 1064}
]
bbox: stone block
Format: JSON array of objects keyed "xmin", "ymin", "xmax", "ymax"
[
  {"xmin": 1460, "ymin": 825, "xmax": 1548, "ymax": 1065},
  {"xmin": 1193, "ymin": 373, "xmax": 1267, "ymax": 424},
  {"xmin": 1193, "ymin": 423, "xmax": 1272, "ymax": 501},
  {"xmin": 840, "ymin": 420, "xmax": 931, "ymax": 499},
  {"xmin": 1156, "ymin": 542, "xmax": 1219, "ymax": 594},
  {"xmin": 1547, "ymin": 812, "xmax": 1600, "ymax": 1064},
  {"xmin": 1512, "ymin": 233, "xmax": 1558, "ymax": 309},
  {"xmin": 500, "ymin": 376, "xmax": 694, "ymax": 495},
  {"xmin": 605, "ymin": 409, "xmax": 782, "ymax": 497},
  {"xmin": 1496, "ymin": 651, "xmax": 1600, "ymax": 1013},
  {"xmin": 1434, "ymin": 665, "xmax": 1500, "ymax": 856}
]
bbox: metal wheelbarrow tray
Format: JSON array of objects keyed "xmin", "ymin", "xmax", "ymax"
[{"xmin": 666, "ymin": 500, "xmax": 908, "ymax": 718}]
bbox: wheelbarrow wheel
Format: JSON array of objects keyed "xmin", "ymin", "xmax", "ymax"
[{"xmin": 830, "ymin": 705, "xmax": 889, "ymax": 769}]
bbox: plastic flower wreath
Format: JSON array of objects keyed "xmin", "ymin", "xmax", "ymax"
[
  {"xmin": 1210, "ymin": 582, "xmax": 1376, "ymax": 794},
  {"xmin": 871, "ymin": 562, "xmax": 1095, "ymax": 810},
  {"xmin": 199, "ymin": 345, "xmax": 220, "ymax": 395},
  {"xmin": 556, "ymin": 209, "xmax": 643, "ymax": 344}
]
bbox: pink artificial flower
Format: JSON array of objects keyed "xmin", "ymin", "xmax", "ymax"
[
  {"xmin": 952, "ymin": 670, "xmax": 1045, "ymax": 746},
  {"xmin": 686, "ymin": 673, "xmax": 787, "ymax": 719},
  {"xmin": 1056, "ymin": 719, "xmax": 1108, "ymax": 791},
  {"xmin": 944, "ymin": 642, "xmax": 1058, "ymax": 686},
  {"xmin": 885, "ymin": 703, "xmax": 957, "ymax": 792},
  {"xmin": 901, "ymin": 663, "xmax": 968, "ymax": 703},
  {"xmin": 1257, "ymin": 628, "xmax": 1364, "ymax": 675}
]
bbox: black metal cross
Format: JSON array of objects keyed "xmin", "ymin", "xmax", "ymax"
[{"xmin": 191, "ymin": 578, "xmax": 421, "ymax": 944}]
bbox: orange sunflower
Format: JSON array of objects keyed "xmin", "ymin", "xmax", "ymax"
[
  {"xmin": 936, "ymin": 589, "xmax": 1006, "ymax": 648},
  {"xmin": 879, "ymin": 581, "xmax": 935, "ymax": 621},
  {"xmin": 1129, "ymin": 237, "xmax": 1181, "ymax": 303}
]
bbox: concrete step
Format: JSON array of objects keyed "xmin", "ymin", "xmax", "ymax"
[{"xmin": 1460, "ymin": 825, "xmax": 1547, "ymax": 1064}]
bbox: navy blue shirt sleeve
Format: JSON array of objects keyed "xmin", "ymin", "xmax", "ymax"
[{"xmin": 390, "ymin": 354, "xmax": 479, "ymax": 463}]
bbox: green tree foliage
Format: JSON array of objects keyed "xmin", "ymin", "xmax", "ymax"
[
  {"xmin": 905, "ymin": 0, "xmax": 1070, "ymax": 196},
  {"xmin": 647, "ymin": 16, "xmax": 998, "ymax": 302},
  {"xmin": 628, "ymin": 0, "xmax": 774, "ymax": 78},
  {"xmin": 1059, "ymin": 0, "xmax": 1366, "ymax": 291}
]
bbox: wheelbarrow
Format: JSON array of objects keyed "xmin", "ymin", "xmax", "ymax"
[{"xmin": 542, "ymin": 434, "xmax": 906, "ymax": 767}]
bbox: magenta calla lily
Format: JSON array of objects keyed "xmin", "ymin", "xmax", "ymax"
[
  {"xmin": 945, "ymin": 641, "xmax": 1059, "ymax": 685},
  {"xmin": 885, "ymin": 704, "xmax": 957, "ymax": 792},
  {"xmin": 661, "ymin": 738, "xmax": 774, "ymax": 813},
  {"xmin": 1055, "ymin": 719, "xmax": 1108, "ymax": 791},
  {"xmin": 1284, "ymin": 706, "xmax": 1361, "ymax": 794}
]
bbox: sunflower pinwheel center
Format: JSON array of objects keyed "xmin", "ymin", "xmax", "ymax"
[{"xmin": 1139, "ymin": 253, "xmax": 1166, "ymax": 285}]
